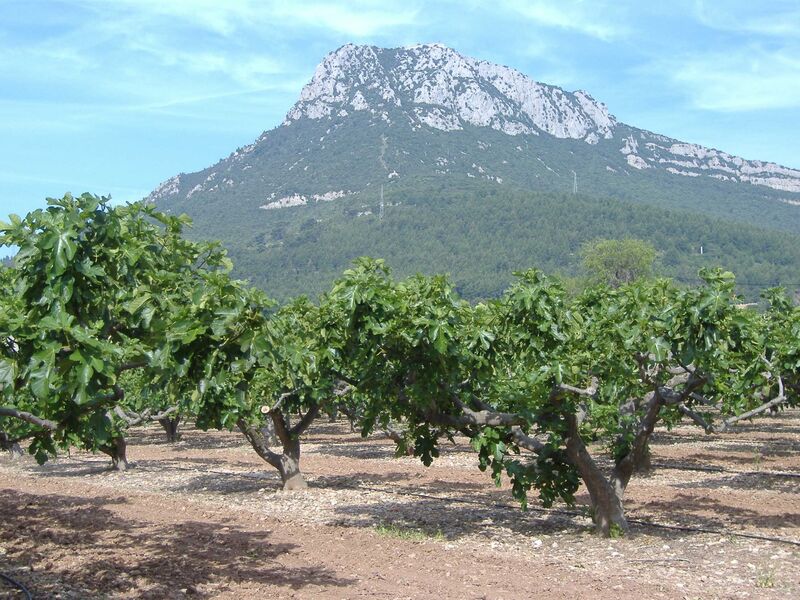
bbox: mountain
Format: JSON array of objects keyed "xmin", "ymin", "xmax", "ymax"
[{"xmin": 150, "ymin": 43, "xmax": 800, "ymax": 300}]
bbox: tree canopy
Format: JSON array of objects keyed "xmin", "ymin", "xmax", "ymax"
[
  {"xmin": 580, "ymin": 237, "xmax": 657, "ymax": 287},
  {"xmin": 2, "ymin": 194, "xmax": 798, "ymax": 536},
  {"xmin": 0, "ymin": 194, "xmax": 238, "ymax": 462}
]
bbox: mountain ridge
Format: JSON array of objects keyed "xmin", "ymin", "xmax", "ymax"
[
  {"xmin": 147, "ymin": 43, "xmax": 800, "ymax": 301},
  {"xmin": 282, "ymin": 43, "xmax": 799, "ymax": 192},
  {"xmin": 150, "ymin": 43, "xmax": 800, "ymax": 210}
]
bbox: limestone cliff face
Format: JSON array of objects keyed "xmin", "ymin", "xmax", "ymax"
[
  {"xmin": 282, "ymin": 43, "xmax": 800, "ymax": 194},
  {"xmin": 284, "ymin": 43, "xmax": 616, "ymax": 143},
  {"xmin": 148, "ymin": 42, "xmax": 800, "ymax": 207}
]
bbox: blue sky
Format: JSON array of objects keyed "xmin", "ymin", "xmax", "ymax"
[{"xmin": 1, "ymin": 0, "xmax": 799, "ymax": 229}]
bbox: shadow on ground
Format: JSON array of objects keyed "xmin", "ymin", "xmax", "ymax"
[{"xmin": 0, "ymin": 488, "xmax": 353, "ymax": 599}]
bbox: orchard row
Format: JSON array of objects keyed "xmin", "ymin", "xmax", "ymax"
[{"xmin": 1, "ymin": 194, "xmax": 798, "ymax": 535}]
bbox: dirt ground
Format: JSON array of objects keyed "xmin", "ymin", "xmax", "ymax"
[{"xmin": 1, "ymin": 411, "xmax": 798, "ymax": 599}]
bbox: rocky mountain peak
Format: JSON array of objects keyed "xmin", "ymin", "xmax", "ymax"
[
  {"xmin": 148, "ymin": 43, "xmax": 800, "ymax": 208},
  {"xmin": 284, "ymin": 43, "xmax": 617, "ymax": 143}
]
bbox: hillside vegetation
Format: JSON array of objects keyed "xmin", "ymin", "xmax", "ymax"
[{"xmin": 170, "ymin": 180, "xmax": 800, "ymax": 302}]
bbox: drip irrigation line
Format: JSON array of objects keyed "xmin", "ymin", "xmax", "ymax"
[
  {"xmin": 0, "ymin": 573, "xmax": 32, "ymax": 600},
  {"xmin": 651, "ymin": 462, "xmax": 800, "ymax": 479},
  {"xmin": 649, "ymin": 432, "xmax": 800, "ymax": 450},
  {"xmin": 56, "ymin": 454, "xmax": 800, "ymax": 482},
  {"xmin": 32, "ymin": 456, "xmax": 800, "ymax": 549},
  {"xmin": 324, "ymin": 481, "xmax": 800, "ymax": 548},
  {"xmin": 623, "ymin": 519, "xmax": 800, "ymax": 548}
]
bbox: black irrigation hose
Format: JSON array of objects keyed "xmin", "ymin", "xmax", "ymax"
[
  {"xmin": 0, "ymin": 572, "xmax": 32, "ymax": 600},
  {"xmin": 651, "ymin": 432, "xmax": 800, "ymax": 450},
  {"xmin": 36, "ymin": 455, "xmax": 800, "ymax": 548},
  {"xmin": 624, "ymin": 519, "xmax": 800, "ymax": 548},
  {"xmin": 325, "ymin": 481, "xmax": 800, "ymax": 549},
  {"xmin": 651, "ymin": 461, "xmax": 800, "ymax": 479},
  {"xmin": 63, "ymin": 453, "xmax": 800, "ymax": 481}
]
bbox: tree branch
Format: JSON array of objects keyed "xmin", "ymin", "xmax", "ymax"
[
  {"xmin": 510, "ymin": 426, "xmax": 546, "ymax": 453},
  {"xmin": 450, "ymin": 395, "xmax": 529, "ymax": 427},
  {"xmin": 270, "ymin": 410, "xmax": 292, "ymax": 447},
  {"xmin": 236, "ymin": 418, "xmax": 281, "ymax": 468},
  {"xmin": 677, "ymin": 403, "xmax": 713, "ymax": 433},
  {"xmin": 113, "ymin": 405, "xmax": 178, "ymax": 427},
  {"xmin": 716, "ymin": 383, "xmax": 786, "ymax": 433},
  {"xmin": 117, "ymin": 360, "xmax": 148, "ymax": 373},
  {"xmin": 557, "ymin": 378, "xmax": 599, "ymax": 398},
  {"xmin": 290, "ymin": 405, "xmax": 320, "ymax": 437},
  {"xmin": 0, "ymin": 407, "xmax": 57, "ymax": 430},
  {"xmin": 260, "ymin": 391, "xmax": 294, "ymax": 415}
]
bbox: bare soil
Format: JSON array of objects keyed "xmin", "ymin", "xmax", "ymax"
[{"xmin": 1, "ymin": 411, "xmax": 798, "ymax": 599}]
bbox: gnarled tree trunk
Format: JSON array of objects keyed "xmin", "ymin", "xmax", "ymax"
[
  {"xmin": 100, "ymin": 436, "xmax": 129, "ymax": 471},
  {"xmin": 564, "ymin": 414, "xmax": 628, "ymax": 535},
  {"xmin": 275, "ymin": 436, "xmax": 306, "ymax": 490},
  {"xmin": 237, "ymin": 405, "xmax": 319, "ymax": 491},
  {"xmin": 566, "ymin": 390, "xmax": 663, "ymax": 535},
  {"xmin": 0, "ymin": 429, "xmax": 23, "ymax": 459},
  {"xmin": 158, "ymin": 415, "xmax": 181, "ymax": 443},
  {"xmin": 632, "ymin": 442, "xmax": 653, "ymax": 475}
]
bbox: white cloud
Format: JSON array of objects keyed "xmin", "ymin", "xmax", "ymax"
[
  {"xmin": 0, "ymin": 0, "xmax": 422, "ymax": 112},
  {"xmin": 124, "ymin": 33, "xmax": 288, "ymax": 88},
  {"xmin": 71, "ymin": 0, "xmax": 263, "ymax": 36},
  {"xmin": 500, "ymin": 0, "xmax": 629, "ymax": 41},
  {"xmin": 269, "ymin": 2, "xmax": 420, "ymax": 37},
  {"xmin": 693, "ymin": 0, "xmax": 800, "ymax": 37},
  {"xmin": 661, "ymin": 45, "xmax": 800, "ymax": 111},
  {"xmin": 71, "ymin": 0, "xmax": 420, "ymax": 38}
]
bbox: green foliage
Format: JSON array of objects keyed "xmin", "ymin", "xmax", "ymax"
[
  {"xmin": 608, "ymin": 523, "xmax": 625, "ymax": 539},
  {"xmin": 373, "ymin": 522, "xmax": 445, "ymax": 541},
  {"xmin": 2, "ymin": 192, "xmax": 798, "ymax": 531},
  {"xmin": 0, "ymin": 193, "xmax": 240, "ymax": 457},
  {"xmin": 580, "ymin": 238, "xmax": 657, "ymax": 287},
  {"xmin": 320, "ymin": 258, "xmax": 799, "ymax": 516},
  {"xmin": 756, "ymin": 569, "xmax": 776, "ymax": 588},
  {"xmin": 154, "ymin": 112, "xmax": 800, "ymax": 305},
  {"xmin": 159, "ymin": 180, "xmax": 800, "ymax": 304}
]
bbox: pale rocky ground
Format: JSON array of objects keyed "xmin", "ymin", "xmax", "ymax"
[{"xmin": 1, "ymin": 411, "xmax": 798, "ymax": 599}]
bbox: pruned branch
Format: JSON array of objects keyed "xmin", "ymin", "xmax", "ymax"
[
  {"xmin": 260, "ymin": 391, "xmax": 294, "ymax": 415},
  {"xmin": 510, "ymin": 426, "xmax": 546, "ymax": 453},
  {"xmin": 677, "ymin": 403, "xmax": 713, "ymax": 434},
  {"xmin": 236, "ymin": 417, "xmax": 281, "ymax": 468},
  {"xmin": 333, "ymin": 381, "xmax": 354, "ymax": 397},
  {"xmin": 270, "ymin": 410, "xmax": 293, "ymax": 447},
  {"xmin": 331, "ymin": 371, "xmax": 360, "ymax": 387},
  {"xmin": 150, "ymin": 406, "xmax": 179, "ymax": 421},
  {"xmin": 113, "ymin": 405, "xmax": 138, "ymax": 426},
  {"xmin": 290, "ymin": 405, "xmax": 320, "ymax": 437},
  {"xmin": 557, "ymin": 378, "xmax": 599, "ymax": 398},
  {"xmin": 679, "ymin": 378, "xmax": 786, "ymax": 434}
]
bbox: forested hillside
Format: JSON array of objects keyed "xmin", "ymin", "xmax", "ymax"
[
  {"xmin": 151, "ymin": 44, "xmax": 800, "ymax": 302},
  {"xmin": 169, "ymin": 179, "xmax": 800, "ymax": 301}
]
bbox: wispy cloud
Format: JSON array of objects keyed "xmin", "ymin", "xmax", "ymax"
[
  {"xmin": 659, "ymin": 44, "xmax": 800, "ymax": 111},
  {"xmin": 124, "ymin": 34, "xmax": 290, "ymax": 88},
  {"xmin": 70, "ymin": 0, "xmax": 421, "ymax": 38},
  {"xmin": 499, "ymin": 0, "xmax": 630, "ymax": 41},
  {"xmin": 269, "ymin": 2, "xmax": 421, "ymax": 37},
  {"xmin": 69, "ymin": 0, "xmax": 263, "ymax": 37},
  {"xmin": 693, "ymin": 0, "xmax": 800, "ymax": 37}
]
